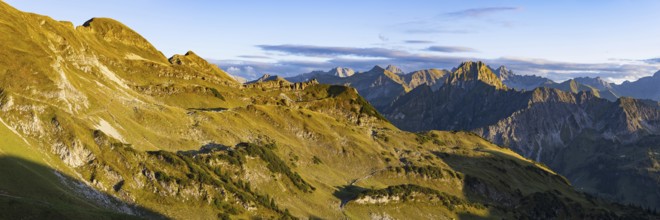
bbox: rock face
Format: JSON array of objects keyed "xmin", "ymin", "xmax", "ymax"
[
  {"xmin": 403, "ymin": 69, "xmax": 449, "ymax": 89},
  {"xmin": 328, "ymin": 67, "xmax": 356, "ymax": 77},
  {"xmin": 446, "ymin": 61, "xmax": 507, "ymax": 90},
  {"xmin": 385, "ymin": 64, "xmax": 405, "ymax": 75},
  {"xmin": 245, "ymin": 74, "xmax": 318, "ymax": 91},
  {"xmin": 381, "ymin": 62, "xmax": 660, "ymax": 209}
]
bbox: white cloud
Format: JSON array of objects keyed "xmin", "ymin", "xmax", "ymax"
[{"xmin": 212, "ymin": 45, "xmax": 660, "ymax": 83}]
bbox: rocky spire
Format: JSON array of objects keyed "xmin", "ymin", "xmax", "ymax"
[
  {"xmin": 385, "ymin": 64, "xmax": 405, "ymax": 75},
  {"xmin": 446, "ymin": 61, "xmax": 507, "ymax": 90}
]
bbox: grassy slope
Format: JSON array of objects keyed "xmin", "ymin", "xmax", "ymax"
[
  {"xmin": 0, "ymin": 120, "xmax": 146, "ymax": 219},
  {"xmin": 0, "ymin": 1, "xmax": 654, "ymax": 219}
]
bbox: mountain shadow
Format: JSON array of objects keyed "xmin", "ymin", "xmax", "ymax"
[
  {"xmin": 333, "ymin": 185, "xmax": 370, "ymax": 209},
  {"xmin": 434, "ymin": 150, "xmax": 659, "ymax": 219},
  {"xmin": 0, "ymin": 155, "xmax": 168, "ymax": 219}
]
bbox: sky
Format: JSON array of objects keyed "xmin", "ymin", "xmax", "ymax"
[{"xmin": 5, "ymin": 0, "xmax": 660, "ymax": 83}]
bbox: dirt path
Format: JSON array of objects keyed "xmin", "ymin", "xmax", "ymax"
[{"xmin": 348, "ymin": 167, "xmax": 389, "ymax": 186}]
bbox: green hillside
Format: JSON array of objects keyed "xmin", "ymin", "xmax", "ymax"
[{"xmin": 0, "ymin": 1, "xmax": 655, "ymax": 219}]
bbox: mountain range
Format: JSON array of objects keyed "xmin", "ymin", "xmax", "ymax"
[
  {"xmin": 287, "ymin": 61, "xmax": 660, "ymax": 210},
  {"xmin": 385, "ymin": 62, "xmax": 660, "ymax": 208},
  {"xmin": 3, "ymin": 2, "xmax": 655, "ymax": 219},
  {"xmin": 494, "ymin": 66, "xmax": 660, "ymax": 102},
  {"xmin": 287, "ymin": 62, "xmax": 660, "ymax": 104}
]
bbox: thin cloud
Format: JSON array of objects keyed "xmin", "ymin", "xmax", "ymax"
[
  {"xmin": 492, "ymin": 57, "xmax": 660, "ymax": 83},
  {"xmin": 445, "ymin": 7, "xmax": 521, "ymax": 18},
  {"xmin": 257, "ymin": 44, "xmax": 469, "ymax": 66},
  {"xmin": 215, "ymin": 45, "xmax": 660, "ymax": 84},
  {"xmin": 385, "ymin": 6, "xmax": 520, "ymax": 38},
  {"xmin": 404, "ymin": 28, "xmax": 475, "ymax": 34},
  {"xmin": 642, "ymin": 58, "xmax": 660, "ymax": 64},
  {"xmin": 427, "ymin": 46, "xmax": 478, "ymax": 53},
  {"xmin": 404, "ymin": 40, "xmax": 435, "ymax": 44},
  {"xmin": 238, "ymin": 55, "xmax": 271, "ymax": 59},
  {"xmin": 257, "ymin": 44, "xmax": 410, "ymax": 58}
]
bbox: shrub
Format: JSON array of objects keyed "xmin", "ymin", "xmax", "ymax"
[{"xmin": 312, "ymin": 156, "xmax": 323, "ymax": 164}]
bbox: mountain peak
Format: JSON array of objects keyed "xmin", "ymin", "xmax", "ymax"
[
  {"xmin": 79, "ymin": 17, "xmax": 168, "ymax": 62},
  {"xmin": 246, "ymin": 74, "xmax": 292, "ymax": 85},
  {"xmin": 328, "ymin": 67, "xmax": 355, "ymax": 77},
  {"xmin": 370, "ymin": 65, "xmax": 387, "ymax": 72},
  {"xmin": 573, "ymin": 76, "xmax": 613, "ymax": 90},
  {"xmin": 168, "ymin": 51, "xmax": 238, "ymax": 83},
  {"xmin": 169, "ymin": 50, "xmax": 203, "ymax": 65},
  {"xmin": 184, "ymin": 50, "xmax": 198, "ymax": 56},
  {"xmin": 385, "ymin": 65, "xmax": 405, "ymax": 75},
  {"xmin": 446, "ymin": 61, "xmax": 507, "ymax": 90},
  {"xmin": 497, "ymin": 65, "xmax": 508, "ymax": 71},
  {"xmin": 654, "ymin": 70, "xmax": 660, "ymax": 78},
  {"xmin": 494, "ymin": 65, "xmax": 514, "ymax": 80},
  {"xmin": 81, "ymin": 17, "xmax": 154, "ymax": 50}
]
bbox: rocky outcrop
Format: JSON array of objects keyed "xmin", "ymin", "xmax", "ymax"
[
  {"xmin": 168, "ymin": 51, "xmax": 238, "ymax": 84},
  {"xmin": 245, "ymin": 76, "xmax": 318, "ymax": 91},
  {"xmin": 354, "ymin": 195, "xmax": 400, "ymax": 204},
  {"xmin": 131, "ymin": 84, "xmax": 224, "ymax": 98},
  {"xmin": 446, "ymin": 61, "xmax": 507, "ymax": 90}
]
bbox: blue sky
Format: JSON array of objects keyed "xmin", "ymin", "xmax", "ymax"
[{"xmin": 6, "ymin": 0, "xmax": 660, "ymax": 83}]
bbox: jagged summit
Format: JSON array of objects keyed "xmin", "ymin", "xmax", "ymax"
[
  {"xmin": 365, "ymin": 65, "xmax": 408, "ymax": 86},
  {"xmin": 573, "ymin": 76, "xmax": 613, "ymax": 90},
  {"xmin": 404, "ymin": 69, "xmax": 449, "ymax": 89},
  {"xmin": 385, "ymin": 64, "xmax": 405, "ymax": 75},
  {"xmin": 446, "ymin": 61, "xmax": 507, "ymax": 90},
  {"xmin": 327, "ymin": 67, "xmax": 355, "ymax": 77},
  {"xmin": 494, "ymin": 65, "xmax": 513, "ymax": 79}
]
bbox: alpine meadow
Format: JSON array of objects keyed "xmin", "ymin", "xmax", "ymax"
[{"xmin": 1, "ymin": 1, "xmax": 659, "ymax": 219}]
